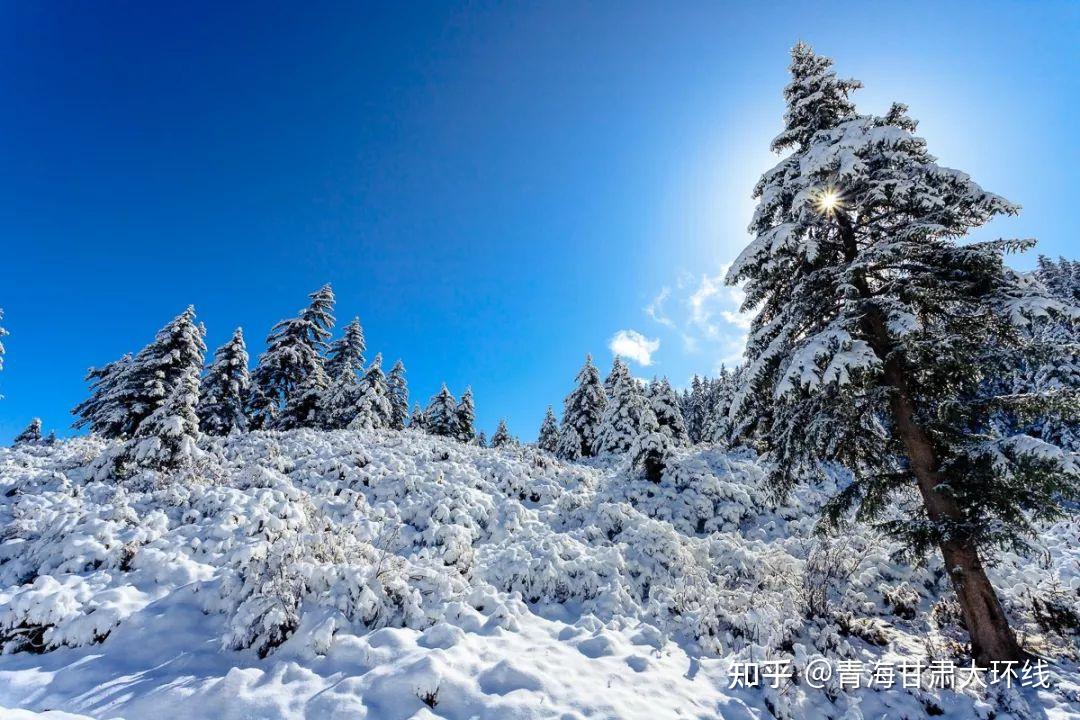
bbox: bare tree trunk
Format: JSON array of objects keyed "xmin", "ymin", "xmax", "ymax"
[{"xmin": 835, "ymin": 212, "xmax": 1023, "ymax": 664}]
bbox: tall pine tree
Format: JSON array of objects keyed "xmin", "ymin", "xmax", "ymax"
[
  {"xmin": 249, "ymin": 285, "xmax": 335, "ymax": 429},
  {"xmin": 124, "ymin": 350, "xmax": 203, "ymax": 469},
  {"xmin": 646, "ymin": 377, "xmax": 688, "ymax": 445},
  {"xmin": 387, "ymin": 360, "xmax": 409, "ymax": 431},
  {"xmin": 536, "ymin": 406, "xmax": 559, "ymax": 452},
  {"xmin": 351, "ymin": 353, "xmax": 392, "ymax": 430},
  {"xmin": 596, "ymin": 364, "xmax": 648, "ymax": 455},
  {"xmin": 681, "ymin": 375, "xmax": 706, "ymax": 443},
  {"xmin": 73, "ymin": 308, "xmax": 205, "ymax": 439},
  {"xmin": 561, "ymin": 355, "xmax": 606, "ymax": 457},
  {"xmin": 603, "ymin": 356, "xmax": 628, "ymax": 399},
  {"xmin": 197, "ymin": 328, "xmax": 250, "ymax": 435},
  {"xmin": 491, "ymin": 419, "xmax": 515, "ymax": 448},
  {"xmin": 72, "ymin": 354, "xmax": 133, "ymax": 438},
  {"xmin": 455, "ymin": 387, "xmax": 476, "ymax": 442},
  {"xmin": 325, "ymin": 317, "xmax": 366, "ymax": 380},
  {"xmin": 13, "ymin": 418, "xmax": 42, "ymax": 446},
  {"xmin": 727, "ymin": 43, "xmax": 1079, "ymax": 663},
  {"xmin": 408, "ymin": 403, "xmax": 428, "ymax": 431},
  {"xmin": 424, "ymin": 384, "xmax": 458, "ymax": 437}
]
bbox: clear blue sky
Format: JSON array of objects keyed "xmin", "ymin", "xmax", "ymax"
[{"xmin": 1, "ymin": 1, "xmax": 1077, "ymax": 443}]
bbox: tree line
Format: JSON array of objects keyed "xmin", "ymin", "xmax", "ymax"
[{"xmin": 24, "ymin": 284, "xmax": 503, "ymax": 469}]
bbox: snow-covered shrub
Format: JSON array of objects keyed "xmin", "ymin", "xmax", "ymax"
[
  {"xmin": 802, "ymin": 538, "xmax": 864, "ymax": 619},
  {"xmin": 1, "ymin": 425, "xmax": 1078, "ymax": 717},
  {"xmin": 1, "ymin": 575, "xmax": 134, "ymax": 653},
  {"xmin": 629, "ymin": 416, "xmax": 671, "ymax": 483}
]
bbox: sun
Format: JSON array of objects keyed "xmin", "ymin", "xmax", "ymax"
[{"xmin": 815, "ymin": 187, "xmax": 843, "ymax": 216}]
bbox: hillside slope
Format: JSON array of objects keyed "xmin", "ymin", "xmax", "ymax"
[{"xmin": 1, "ymin": 430, "xmax": 1078, "ymax": 719}]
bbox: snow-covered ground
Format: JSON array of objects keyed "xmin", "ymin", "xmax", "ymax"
[{"xmin": 1, "ymin": 431, "xmax": 1078, "ymax": 719}]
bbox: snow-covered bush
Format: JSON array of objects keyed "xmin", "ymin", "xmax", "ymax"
[{"xmin": 1, "ymin": 427, "xmax": 1077, "ymax": 718}]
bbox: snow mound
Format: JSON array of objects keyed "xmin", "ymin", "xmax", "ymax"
[{"xmin": 1, "ymin": 430, "xmax": 1078, "ymax": 719}]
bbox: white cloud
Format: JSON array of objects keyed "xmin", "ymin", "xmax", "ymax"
[
  {"xmin": 639, "ymin": 261, "xmax": 754, "ymax": 370},
  {"xmin": 609, "ymin": 329, "xmax": 660, "ymax": 367},
  {"xmin": 645, "ymin": 287, "xmax": 674, "ymax": 328},
  {"xmin": 687, "ymin": 264, "xmax": 753, "ymax": 337}
]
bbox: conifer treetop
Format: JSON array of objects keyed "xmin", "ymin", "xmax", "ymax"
[{"xmin": 771, "ymin": 42, "xmax": 862, "ymax": 154}]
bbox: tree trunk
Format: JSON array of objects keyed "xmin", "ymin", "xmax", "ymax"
[
  {"xmin": 881, "ymin": 353, "xmax": 1024, "ymax": 664},
  {"xmin": 834, "ymin": 212, "xmax": 1024, "ymax": 664}
]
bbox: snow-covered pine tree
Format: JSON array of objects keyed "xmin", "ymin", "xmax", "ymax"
[
  {"xmin": 455, "ymin": 387, "xmax": 476, "ymax": 442},
  {"xmin": 43, "ymin": 430, "xmax": 57, "ymax": 445},
  {"xmin": 555, "ymin": 424, "xmax": 582, "ymax": 461},
  {"xmin": 595, "ymin": 364, "xmax": 649, "ymax": 456},
  {"xmin": 646, "ymin": 377, "xmax": 688, "ymax": 445},
  {"xmin": 197, "ymin": 328, "xmax": 250, "ymax": 436},
  {"xmin": 325, "ymin": 317, "xmax": 366, "ymax": 380},
  {"xmin": 490, "ymin": 419, "xmax": 515, "ymax": 448},
  {"xmin": 630, "ymin": 407, "xmax": 672, "ymax": 483},
  {"xmin": 276, "ymin": 375, "xmax": 326, "ymax": 431},
  {"xmin": 726, "ymin": 43, "xmax": 1080, "ymax": 663},
  {"xmin": 248, "ymin": 284, "xmax": 335, "ymax": 429},
  {"xmin": 72, "ymin": 355, "xmax": 134, "ymax": 437},
  {"xmin": 73, "ymin": 308, "xmax": 205, "ymax": 439},
  {"xmin": 350, "ymin": 353, "xmax": 393, "ymax": 430},
  {"xmin": 408, "ymin": 403, "xmax": 428, "ymax": 431},
  {"xmin": 681, "ymin": 375, "xmax": 706, "ymax": 443},
  {"xmin": 536, "ymin": 406, "xmax": 559, "ymax": 452},
  {"xmin": 474, "ymin": 431, "xmax": 488, "ymax": 447},
  {"xmin": 319, "ymin": 365, "xmax": 362, "ymax": 430},
  {"xmin": 124, "ymin": 354, "xmax": 203, "ymax": 470},
  {"xmin": 1035, "ymin": 255, "xmax": 1080, "ymax": 303},
  {"xmin": 702, "ymin": 367, "xmax": 738, "ymax": 446},
  {"xmin": 603, "ymin": 356, "xmax": 628, "ymax": 399},
  {"xmin": 319, "ymin": 320, "xmax": 366, "ymax": 430},
  {"xmin": 424, "ymin": 384, "xmax": 458, "ymax": 437},
  {"xmin": 994, "ymin": 256, "xmax": 1080, "ymax": 450},
  {"xmin": 12, "ymin": 418, "xmax": 42, "ymax": 445},
  {"xmin": 561, "ymin": 355, "xmax": 606, "ymax": 457},
  {"xmin": 387, "ymin": 360, "xmax": 409, "ymax": 431},
  {"xmin": 769, "ymin": 41, "xmax": 861, "ymax": 155}
]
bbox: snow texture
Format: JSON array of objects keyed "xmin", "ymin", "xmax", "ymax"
[{"xmin": 1, "ymin": 432, "xmax": 1078, "ymax": 719}]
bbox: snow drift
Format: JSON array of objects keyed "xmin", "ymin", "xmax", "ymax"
[{"xmin": 1, "ymin": 430, "xmax": 1078, "ymax": 719}]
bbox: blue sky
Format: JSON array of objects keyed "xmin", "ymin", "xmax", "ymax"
[{"xmin": 1, "ymin": 1, "xmax": 1077, "ymax": 443}]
